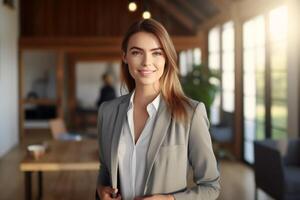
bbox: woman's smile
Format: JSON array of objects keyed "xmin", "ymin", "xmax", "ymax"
[{"xmin": 138, "ymin": 68, "xmax": 157, "ymax": 76}]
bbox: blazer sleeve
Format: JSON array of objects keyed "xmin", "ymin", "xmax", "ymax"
[
  {"xmin": 97, "ymin": 102, "xmax": 111, "ymax": 187},
  {"xmin": 173, "ymin": 103, "xmax": 220, "ymax": 200}
]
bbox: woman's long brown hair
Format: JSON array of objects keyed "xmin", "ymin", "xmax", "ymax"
[{"xmin": 121, "ymin": 19, "xmax": 190, "ymax": 122}]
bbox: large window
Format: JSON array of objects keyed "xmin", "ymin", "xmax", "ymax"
[
  {"xmin": 242, "ymin": 5, "xmax": 288, "ymax": 163},
  {"xmin": 243, "ymin": 16, "xmax": 266, "ymax": 163},
  {"xmin": 208, "ymin": 22, "xmax": 235, "ymax": 125},
  {"xmin": 269, "ymin": 6, "xmax": 288, "ymax": 139},
  {"xmin": 208, "ymin": 26, "xmax": 221, "ymax": 125},
  {"xmin": 222, "ymin": 21, "xmax": 235, "ymax": 112}
]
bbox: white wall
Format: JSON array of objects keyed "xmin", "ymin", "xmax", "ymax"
[
  {"xmin": 0, "ymin": 2, "xmax": 19, "ymax": 157},
  {"xmin": 76, "ymin": 61, "xmax": 121, "ymax": 109}
]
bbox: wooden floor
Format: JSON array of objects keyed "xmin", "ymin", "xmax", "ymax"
[{"xmin": 0, "ymin": 132, "xmax": 273, "ymax": 200}]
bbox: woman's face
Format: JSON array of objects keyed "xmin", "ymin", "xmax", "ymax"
[{"xmin": 123, "ymin": 31, "xmax": 166, "ymax": 88}]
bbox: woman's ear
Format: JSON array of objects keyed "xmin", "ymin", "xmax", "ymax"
[{"xmin": 122, "ymin": 52, "xmax": 127, "ymax": 64}]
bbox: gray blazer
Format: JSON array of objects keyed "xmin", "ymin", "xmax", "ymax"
[{"xmin": 97, "ymin": 94, "xmax": 220, "ymax": 200}]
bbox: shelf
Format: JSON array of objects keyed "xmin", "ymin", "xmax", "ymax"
[
  {"xmin": 24, "ymin": 120, "xmax": 49, "ymax": 129},
  {"xmin": 23, "ymin": 99, "xmax": 57, "ymax": 106}
]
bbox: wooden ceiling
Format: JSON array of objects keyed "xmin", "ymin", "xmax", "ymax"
[{"xmin": 20, "ymin": 0, "xmax": 233, "ymax": 37}]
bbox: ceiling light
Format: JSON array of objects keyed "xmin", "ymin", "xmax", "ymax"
[
  {"xmin": 128, "ymin": 2, "xmax": 137, "ymax": 12},
  {"xmin": 142, "ymin": 11, "xmax": 151, "ymax": 19}
]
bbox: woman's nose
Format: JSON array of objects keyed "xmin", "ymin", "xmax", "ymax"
[{"xmin": 142, "ymin": 53, "xmax": 152, "ymax": 66}]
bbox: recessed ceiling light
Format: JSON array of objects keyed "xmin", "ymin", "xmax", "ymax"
[
  {"xmin": 142, "ymin": 11, "xmax": 151, "ymax": 19},
  {"xmin": 128, "ymin": 2, "xmax": 137, "ymax": 12}
]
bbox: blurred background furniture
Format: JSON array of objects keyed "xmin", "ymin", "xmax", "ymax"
[
  {"xmin": 49, "ymin": 118, "xmax": 82, "ymax": 141},
  {"xmin": 210, "ymin": 112, "xmax": 235, "ymax": 159},
  {"xmin": 20, "ymin": 140, "xmax": 99, "ymax": 200},
  {"xmin": 254, "ymin": 139, "xmax": 300, "ymax": 200}
]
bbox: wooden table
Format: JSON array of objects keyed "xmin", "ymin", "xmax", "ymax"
[{"xmin": 20, "ymin": 140, "xmax": 99, "ymax": 200}]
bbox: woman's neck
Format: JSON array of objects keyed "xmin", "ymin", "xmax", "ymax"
[{"xmin": 133, "ymin": 84, "xmax": 160, "ymax": 108}]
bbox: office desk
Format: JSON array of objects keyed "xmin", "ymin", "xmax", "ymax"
[{"xmin": 20, "ymin": 140, "xmax": 99, "ymax": 200}]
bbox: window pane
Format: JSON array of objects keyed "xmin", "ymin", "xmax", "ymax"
[
  {"xmin": 271, "ymin": 101, "xmax": 287, "ymax": 130},
  {"xmin": 193, "ymin": 48, "xmax": 201, "ymax": 65},
  {"xmin": 256, "ymin": 122, "xmax": 265, "ymax": 140},
  {"xmin": 209, "ymin": 53, "xmax": 220, "ymax": 70},
  {"xmin": 186, "ymin": 50, "xmax": 194, "ymax": 71},
  {"xmin": 245, "ymin": 120, "xmax": 256, "ymax": 141},
  {"xmin": 271, "ymin": 42, "xmax": 287, "ymax": 70},
  {"xmin": 223, "ymin": 91, "xmax": 234, "ymax": 112},
  {"xmin": 272, "ymin": 128, "xmax": 287, "ymax": 139},
  {"xmin": 243, "ymin": 20, "xmax": 255, "ymax": 48},
  {"xmin": 255, "ymin": 16, "xmax": 265, "ymax": 46},
  {"xmin": 209, "ymin": 26, "xmax": 220, "ymax": 52},
  {"xmin": 223, "ymin": 51, "xmax": 234, "ymax": 71},
  {"xmin": 244, "ymin": 73, "xmax": 256, "ymax": 96},
  {"xmin": 222, "ymin": 71, "xmax": 234, "ymax": 91},
  {"xmin": 210, "ymin": 92, "xmax": 221, "ymax": 125},
  {"xmin": 244, "ymin": 96, "xmax": 256, "ymax": 120},
  {"xmin": 256, "ymin": 97, "xmax": 265, "ymax": 123},
  {"xmin": 243, "ymin": 49, "xmax": 256, "ymax": 73},
  {"xmin": 256, "ymin": 47, "xmax": 265, "ymax": 72},
  {"xmin": 243, "ymin": 16, "xmax": 265, "ymax": 48},
  {"xmin": 271, "ymin": 72, "xmax": 287, "ymax": 100},
  {"xmin": 256, "ymin": 73, "xmax": 265, "ymax": 98},
  {"xmin": 179, "ymin": 52, "xmax": 188, "ymax": 76},
  {"xmin": 244, "ymin": 140, "xmax": 254, "ymax": 163},
  {"xmin": 222, "ymin": 21, "xmax": 234, "ymax": 51}
]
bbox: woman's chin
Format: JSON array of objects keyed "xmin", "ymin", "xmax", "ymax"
[{"xmin": 135, "ymin": 79, "xmax": 160, "ymax": 87}]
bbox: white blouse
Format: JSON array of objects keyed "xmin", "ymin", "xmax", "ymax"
[{"xmin": 118, "ymin": 91, "xmax": 160, "ymax": 200}]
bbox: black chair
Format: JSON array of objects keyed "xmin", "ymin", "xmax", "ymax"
[{"xmin": 254, "ymin": 139, "xmax": 300, "ymax": 200}]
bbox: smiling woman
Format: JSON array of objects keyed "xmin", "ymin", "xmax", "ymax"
[
  {"xmin": 96, "ymin": 19, "xmax": 220, "ymax": 200},
  {"xmin": 123, "ymin": 31, "xmax": 166, "ymax": 91}
]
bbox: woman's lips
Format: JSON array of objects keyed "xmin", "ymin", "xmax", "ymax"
[{"xmin": 138, "ymin": 69, "xmax": 156, "ymax": 75}]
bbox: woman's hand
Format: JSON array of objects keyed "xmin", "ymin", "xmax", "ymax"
[
  {"xmin": 97, "ymin": 186, "xmax": 121, "ymax": 200},
  {"xmin": 134, "ymin": 194, "xmax": 174, "ymax": 200}
]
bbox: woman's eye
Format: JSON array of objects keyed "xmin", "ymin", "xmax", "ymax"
[
  {"xmin": 131, "ymin": 51, "xmax": 141, "ymax": 55},
  {"xmin": 153, "ymin": 51, "xmax": 163, "ymax": 56}
]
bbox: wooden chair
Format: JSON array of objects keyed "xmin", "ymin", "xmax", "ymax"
[
  {"xmin": 49, "ymin": 118, "xmax": 82, "ymax": 141},
  {"xmin": 49, "ymin": 118, "xmax": 68, "ymax": 140}
]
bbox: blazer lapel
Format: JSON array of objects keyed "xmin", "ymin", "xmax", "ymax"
[
  {"xmin": 144, "ymin": 98, "xmax": 171, "ymax": 193},
  {"xmin": 110, "ymin": 95, "xmax": 130, "ymax": 189}
]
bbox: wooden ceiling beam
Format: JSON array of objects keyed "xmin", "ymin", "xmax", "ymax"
[
  {"xmin": 153, "ymin": 0, "xmax": 195, "ymax": 32},
  {"xmin": 175, "ymin": 0, "xmax": 207, "ymax": 21},
  {"xmin": 19, "ymin": 36, "xmax": 202, "ymax": 52}
]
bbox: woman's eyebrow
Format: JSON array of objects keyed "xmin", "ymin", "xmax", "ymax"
[
  {"xmin": 150, "ymin": 47, "xmax": 163, "ymax": 51},
  {"xmin": 129, "ymin": 47, "xmax": 143, "ymax": 51},
  {"xmin": 129, "ymin": 47, "xmax": 163, "ymax": 51}
]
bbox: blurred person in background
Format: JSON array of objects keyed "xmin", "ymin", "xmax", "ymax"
[{"xmin": 96, "ymin": 72, "xmax": 116, "ymax": 108}]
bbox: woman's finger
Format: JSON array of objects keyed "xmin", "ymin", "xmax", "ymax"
[{"xmin": 100, "ymin": 186, "xmax": 120, "ymax": 200}]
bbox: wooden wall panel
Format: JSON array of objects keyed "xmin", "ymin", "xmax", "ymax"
[{"xmin": 20, "ymin": 0, "xmax": 195, "ymax": 37}]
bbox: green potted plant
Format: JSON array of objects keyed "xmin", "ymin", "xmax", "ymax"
[{"xmin": 181, "ymin": 64, "xmax": 219, "ymax": 117}]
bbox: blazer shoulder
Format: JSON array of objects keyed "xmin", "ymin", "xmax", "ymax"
[
  {"xmin": 185, "ymin": 97, "xmax": 205, "ymax": 112},
  {"xmin": 101, "ymin": 94, "xmax": 130, "ymax": 109}
]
